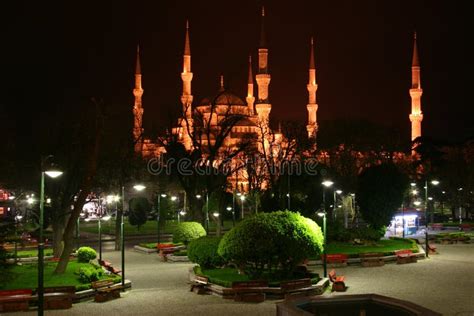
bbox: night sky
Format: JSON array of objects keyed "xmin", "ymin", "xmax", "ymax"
[{"xmin": 1, "ymin": 0, "xmax": 473, "ymax": 160}]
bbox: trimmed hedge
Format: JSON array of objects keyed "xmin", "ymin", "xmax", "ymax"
[
  {"xmin": 188, "ymin": 236, "xmax": 224, "ymax": 268},
  {"xmin": 218, "ymin": 211, "xmax": 323, "ymax": 278},
  {"xmin": 77, "ymin": 247, "xmax": 97, "ymax": 263},
  {"xmin": 77, "ymin": 266, "xmax": 103, "ymax": 283},
  {"xmin": 173, "ymin": 222, "xmax": 206, "ymax": 245}
]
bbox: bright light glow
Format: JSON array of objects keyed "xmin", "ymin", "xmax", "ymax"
[
  {"xmin": 458, "ymin": 187, "xmax": 463, "ymax": 191},
  {"xmin": 286, "ymin": 193, "xmax": 290, "ymax": 197},
  {"xmin": 133, "ymin": 184, "xmax": 146, "ymax": 191},
  {"xmin": 412, "ymin": 189, "xmax": 418, "ymax": 195},
  {"xmin": 236, "ymin": 192, "xmax": 242, "ymax": 196},
  {"xmin": 106, "ymin": 195, "xmax": 120, "ymax": 203},
  {"xmin": 179, "ymin": 210, "xmax": 186, "ymax": 216},
  {"xmin": 336, "ymin": 190, "xmax": 342, "ymax": 195},
  {"xmin": 226, "ymin": 206, "xmax": 232, "ymax": 211},
  {"xmin": 195, "ymin": 194, "xmax": 202, "ymax": 199},
  {"xmin": 410, "ymin": 182, "xmax": 416, "ymax": 187},
  {"xmin": 161, "ymin": 194, "xmax": 167, "ymax": 198},
  {"xmin": 442, "ymin": 191, "xmax": 446, "ymax": 194},
  {"xmin": 240, "ymin": 195, "xmax": 246, "ymax": 201},
  {"xmin": 350, "ymin": 193, "xmax": 355, "ymax": 197},
  {"xmin": 428, "ymin": 197, "xmax": 433, "ymax": 201},
  {"xmin": 212, "ymin": 212, "xmax": 219, "ymax": 217},
  {"xmin": 15, "ymin": 215, "xmax": 23, "ymax": 221},
  {"xmin": 338, "ymin": 205, "xmax": 342, "ymax": 208},
  {"xmin": 8, "ymin": 196, "xmax": 15, "ymax": 200},
  {"xmin": 317, "ymin": 212, "xmax": 325, "ymax": 217},
  {"xmin": 85, "ymin": 218, "xmax": 92, "ymax": 222},
  {"xmin": 431, "ymin": 180, "xmax": 440, "ymax": 186},
  {"xmin": 46, "ymin": 198, "xmax": 51, "ymax": 204},
  {"xmin": 322, "ymin": 180, "xmax": 334, "ymax": 188},
  {"xmin": 27, "ymin": 197, "xmax": 34, "ymax": 204},
  {"xmin": 102, "ymin": 215, "xmax": 112, "ymax": 221},
  {"xmin": 45, "ymin": 170, "xmax": 63, "ymax": 178},
  {"xmin": 414, "ymin": 201, "xmax": 421, "ymax": 206},
  {"xmin": 171, "ymin": 196, "xmax": 177, "ymax": 201}
]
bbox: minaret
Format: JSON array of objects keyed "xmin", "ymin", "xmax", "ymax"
[
  {"xmin": 246, "ymin": 55, "xmax": 255, "ymax": 115},
  {"xmin": 306, "ymin": 37, "xmax": 318, "ymax": 140},
  {"xmin": 255, "ymin": 6, "xmax": 272, "ymax": 129},
  {"xmin": 409, "ymin": 32, "xmax": 423, "ymax": 152},
  {"xmin": 181, "ymin": 20, "xmax": 193, "ymax": 150},
  {"xmin": 181, "ymin": 20, "xmax": 193, "ymax": 117},
  {"xmin": 133, "ymin": 45, "xmax": 144, "ymax": 154}
]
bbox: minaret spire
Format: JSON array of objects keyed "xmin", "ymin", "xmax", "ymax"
[
  {"xmin": 133, "ymin": 45, "xmax": 144, "ymax": 154},
  {"xmin": 306, "ymin": 37, "xmax": 318, "ymax": 140},
  {"xmin": 409, "ymin": 32, "xmax": 423, "ymax": 153},
  {"xmin": 255, "ymin": 6, "xmax": 272, "ymax": 130},
  {"xmin": 219, "ymin": 74, "xmax": 225, "ymax": 92},
  {"xmin": 180, "ymin": 20, "xmax": 194, "ymax": 150},
  {"xmin": 246, "ymin": 55, "xmax": 255, "ymax": 114}
]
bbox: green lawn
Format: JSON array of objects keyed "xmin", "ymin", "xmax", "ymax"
[
  {"xmin": 80, "ymin": 219, "xmax": 234, "ymax": 236},
  {"xmin": 195, "ymin": 266, "xmax": 319, "ymax": 288},
  {"xmin": 12, "ymin": 249, "xmax": 54, "ymax": 258},
  {"xmin": 325, "ymin": 238, "xmax": 418, "ymax": 257},
  {"xmin": 1, "ymin": 260, "xmax": 120, "ymax": 291}
]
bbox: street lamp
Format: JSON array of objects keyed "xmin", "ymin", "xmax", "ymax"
[
  {"xmin": 226, "ymin": 206, "xmax": 235, "ymax": 226},
  {"xmin": 156, "ymin": 193, "xmax": 166, "ymax": 244},
  {"xmin": 239, "ymin": 194, "xmax": 246, "ymax": 219},
  {"xmin": 321, "ymin": 180, "xmax": 333, "ymax": 219},
  {"xmin": 317, "ymin": 211, "xmax": 327, "ymax": 278},
  {"xmin": 424, "ymin": 179, "xmax": 439, "ymax": 258},
  {"xmin": 38, "ymin": 157, "xmax": 63, "ymax": 316},
  {"xmin": 121, "ymin": 184, "xmax": 146, "ymax": 289}
]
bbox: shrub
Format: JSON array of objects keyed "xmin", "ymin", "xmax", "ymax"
[
  {"xmin": 350, "ymin": 226, "xmax": 386, "ymax": 241},
  {"xmin": 218, "ymin": 211, "xmax": 323, "ymax": 278},
  {"xmin": 188, "ymin": 237, "xmax": 224, "ymax": 268},
  {"xmin": 78, "ymin": 266, "xmax": 100, "ymax": 283},
  {"xmin": 128, "ymin": 197, "xmax": 150, "ymax": 230},
  {"xmin": 173, "ymin": 222, "xmax": 206, "ymax": 245},
  {"xmin": 77, "ymin": 247, "xmax": 97, "ymax": 263}
]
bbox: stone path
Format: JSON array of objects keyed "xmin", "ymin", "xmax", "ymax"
[{"xmin": 4, "ymin": 243, "xmax": 474, "ymax": 316}]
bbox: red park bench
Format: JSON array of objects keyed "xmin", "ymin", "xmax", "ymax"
[
  {"xmin": 0, "ymin": 289, "xmax": 33, "ymax": 312},
  {"xmin": 359, "ymin": 252, "xmax": 385, "ymax": 267},
  {"xmin": 322, "ymin": 254, "xmax": 348, "ymax": 266},
  {"xmin": 459, "ymin": 223, "xmax": 472, "ymax": 231},
  {"xmin": 395, "ymin": 249, "xmax": 417, "ymax": 264},
  {"xmin": 328, "ymin": 270, "xmax": 346, "ymax": 292},
  {"xmin": 98, "ymin": 259, "xmax": 121, "ymax": 274},
  {"xmin": 190, "ymin": 275, "xmax": 209, "ymax": 294},
  {"xmin": 232, "ymin": 280, "xmax": 268, "ymax": 302},
  {"xmin": 91, "ymin": 280, "xmax": 123, "ymax": 302},
  {"xmin": 430, "ymin": 223, "xmax": 444, "ymax": 230}
]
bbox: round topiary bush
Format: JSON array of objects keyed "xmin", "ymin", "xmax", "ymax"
[
  {"xmin": 77, "ymin": 247, "xmax": 97, "ymax": 263},
  {"xmin": 188, "ymin": 236, "xmax": 224, "ymax": 268},
  {"xmin": 218, "ymin": 211, "xmax": 323, "ymax": 278},
  {"xmin": 173, "ymin": 222, "xmax": 206, "ymax": 245}
]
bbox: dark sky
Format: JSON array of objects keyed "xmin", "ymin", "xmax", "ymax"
[{"xmin": 1, "ymin": 0, "xmax": 473, "ymax": 155}]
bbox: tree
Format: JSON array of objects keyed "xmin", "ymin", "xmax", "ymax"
[
  {"xmin": 128, "ymin": 197, "xmax": 150, "ymax": 230},
  {"xmin": 357, "ymin": 163, "xmax": 408, "ymax": 229}
]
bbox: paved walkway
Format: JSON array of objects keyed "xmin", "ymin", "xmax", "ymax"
[{"xmin": 5, "ymin": 243, "xmax": 474, "ymax": 316}]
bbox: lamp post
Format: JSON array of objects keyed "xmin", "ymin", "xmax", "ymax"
[
  {"xmin": 38, "ymin": 158, "xmax": 63, "ymax": 316},
  {"xmin": 424, "ymin": 179, "xmax": 439, "ymax": 258},
  {"xmin": 239, "ymin": 194, "xmax": 246, "ymax": 219},
  {"xmin": 317, "ymin": 211, "xmax": 327, "ymax": 278},
  {"xmin": 226, "ymin": 206, "xmax": 235, "ymax": 226},
  {"xmin": 321, "ymin": 180, "xmax": 334, "ymax": 219},
  {"xmin": 157, "ymin": 193, "xmax": 166, "ymax": 244},
  {"xmin": 287, "ymin": 174, "xmax": 291, "ymax": 210},
  {"xmin": 120, "ymin": 184, "xmax": 146, "ymax": 289},
  {"xmin": 98, "ymin": 214, "xmax": 111, "ymax": 261},
  {"xmin": 206, "ymin": 193, "xmax": 210, "ymax": 233},
  {"xmin": 334, "ymin": 190, "xmax": 342, "ymax": 220}
]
